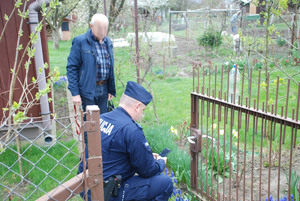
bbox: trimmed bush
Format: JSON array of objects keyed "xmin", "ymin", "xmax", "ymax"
[{"xmin": 197, "ymin": 29, "xmax": 223, "ymax": 49}]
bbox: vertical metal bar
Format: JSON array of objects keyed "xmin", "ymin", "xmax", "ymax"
[
  {"xmin": 134, "ymin": 0, "xmax": 140, "ymax": 84},
  {"xmin": 198, "ymin": 64, "xmax": 200, "ymax": 94},
  {"xmin": 221, "ymin": 65, "xmax": 224, "ymax": 99},
  {"xmin": 236, "ymin": 96, "xmax": 242, "ymax": 201},
  {"xmin": 210, "ymin": 93, "xmax": 215, "ymax": 197},
  {"xmin": 267, "ymin": 105, "xmax": 274, "ymax": 201},
  {"xmin": 259, "ymin": 103, "xmax": 265, "ymax": 201},
  {"xmin": 190, "ymin": 94, "xmax": 199, "ymax": 190},
  {"xmin": 217, "ymin": 89, "xmax": 221, "ymax": 201},
  {"xmin": 265, "ymin": 73, "xmax": 270, "ymax": 113},
  {"xmin": 293, "ymin": 82, "xmax": 300, "ymax": 148},
  {"xmin": 288, "ymin": 110, "xmax": 295, "ymax": 201},
  {"xmin": 86, "ymin": 106, "xmax": 104, "ymax": 201},
  {"xmin": 214, "ymin": 65, "xmax": 217, "ymax": 98},
  {"xmin": 202, "ymin": 64, "xmax": 205, "ymax": 94},
  {"xmin": 193, "ymin": 64, "xmax": 195, "ymax": 92},
  {"xmin": 272, "ymin": 76, "xmax": 280, "ymax": 141},
  {"xmin": 246, "ymin": 68, "xmax": 253, "ymax": 133},
  {"xmin": 251, "ymin": 100, "xmax": 256, "ymax": 201},
  {"xmin": 200, "ymin": 95, "xmax": 204, "ymax": 195},
  {"xmin": 277, "ymin": 106, "xmax": 284, "ymax": 201},
  {"xmin": 209, "ymin": 66, "xmax": 211, "ymax": 97},
  {"xmin": 243, "ymin": 98, "xmax": 248, "ymax": 201},
  {"xmin": 248, "ymin": 68, "xmax": 253, "ymax": 108},
  {"xmin": 222, "ymin": 93, "xmax": 227, "ymax": 201},
  {"xmin": 227, "ymin": 67, "xmax": 230, "ymax": 102},
  {"xmin": 283, "ymin": 79, "xmax": 290, "ymax": 144},
  {"xmin": 274, "ymin": 76, "xmax": 280, "ymax": 116},
  {"xmin": 228, "ymin": 101, "xmax": 234, "ymax": 200},
  {"xmin": 255, "ymin": 70, "xmax": 261, "ymax": 134},
  {"xmin": 241, "ymin": 65, "xmax": 245, "ymax": 106},
  {"xmin": 233, "ymin": 63, "xmax": 237, "ymax": 104},
  {"xmin": 205, "ymin": 91, "xmax": 209, "ymax": 194}
]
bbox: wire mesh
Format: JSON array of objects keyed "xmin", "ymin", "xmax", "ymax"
[{"xmin": 0, "ymin": 114, "xmax": 83, "ymax": 200}]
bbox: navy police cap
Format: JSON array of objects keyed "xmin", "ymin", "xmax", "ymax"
[{"xmin": 124, "ymin": 81, "xmax": 152, "ymax": 105}]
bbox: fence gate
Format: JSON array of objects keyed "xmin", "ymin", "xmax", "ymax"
[{"xmin": 189, "ymin": 63, "xmax": 300, "ymax": 201}]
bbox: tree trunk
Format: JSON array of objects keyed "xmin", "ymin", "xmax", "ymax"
[{"xmin": 52, "ymin": 28, "xmax": 60, "ymax": 49}]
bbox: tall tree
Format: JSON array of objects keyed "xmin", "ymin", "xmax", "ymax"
[{"xmin": 46, "ymin": 0, "xmax": 81, "ymax": 49}]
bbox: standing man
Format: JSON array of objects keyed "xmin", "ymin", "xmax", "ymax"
[
  {"xmin": 230, "ymin": 11, "xmax": 241, "ymax": 35},
  {"xmin": 78, "ymin": 81, "xmax": 173, "ymax": 201},
  {"xmin": 67, "ymin": 14, "xmax": 115, "ymax": 114}
]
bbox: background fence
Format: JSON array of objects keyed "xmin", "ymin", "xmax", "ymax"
[{"xmin": 190, "ymin": 63, "xmax": 300, "ymax": 201}]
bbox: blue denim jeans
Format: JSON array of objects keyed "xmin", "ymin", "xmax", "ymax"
[
  {"xmin": 81, "ymin": 83, "xmax": 108, "ymax": 144},
  {"xmin": 81, "ymin": 84, "xmax": 108, "ymax": 114}
]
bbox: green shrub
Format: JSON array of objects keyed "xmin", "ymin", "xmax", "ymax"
[
  {"xmin": 197, "ymin": 29, "xmax": 223, "ymax": 49},
  {"xmin": 276, "ymin": 37, "xmax": 286, "ymax": 47}
]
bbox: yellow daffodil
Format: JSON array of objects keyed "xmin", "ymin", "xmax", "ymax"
[
  {"xmin": 171, "ymin": 126, "xmax": 178, "ymax": 135},
  {"xmin": 213, "ymin": 124, "xmax": 217, "ymax": 129},
  {"xmin": 232, "ymin": 129, "xmax": 238, "ymax": 138}
]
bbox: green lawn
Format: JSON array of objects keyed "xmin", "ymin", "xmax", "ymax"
[{"xmin": 48, "ymin": 40, "xmax": 72, "ymax": 76}]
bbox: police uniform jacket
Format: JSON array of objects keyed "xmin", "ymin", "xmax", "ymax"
[{"xmin": 100, "ymin": 107, "xmax": 165, "ymax": 181}]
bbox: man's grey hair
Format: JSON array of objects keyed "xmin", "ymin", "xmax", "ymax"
[{"xmin": 90, "ymin": 14, "xmax": 109, "ymax": 26}]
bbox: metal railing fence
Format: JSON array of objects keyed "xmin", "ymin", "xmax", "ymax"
[{"xmin": 189, "ymin": 63, "xmax": 300, "ymax": 201}]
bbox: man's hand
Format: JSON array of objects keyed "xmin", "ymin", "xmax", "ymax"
[
  {"xmin": 72, "ymin": 95, "xmax": 82, "ymax": 106},
  {"xmin": 108, "ymin": 93, "xmax": 114, "ymax": 101}
]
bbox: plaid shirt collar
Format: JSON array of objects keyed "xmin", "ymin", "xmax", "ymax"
[{"xmin": 90, "ymin": 31, "xmax": 107, "ymax": 44}]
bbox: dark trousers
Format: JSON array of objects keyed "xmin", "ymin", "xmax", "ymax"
[
  {"xmin": 78, "ymin": 173, "xmax": 173, "ymax": 201},
  {"xmin": 81, "ymin": 83, "xmax": 108, "ymax": 144},
  {"xmin": 81, "ymin": 83, "xmax": 108, "ymax": 114},
  {"xmin": 112, "ymin": 174, "xmax": 173, "ymax": 201}
]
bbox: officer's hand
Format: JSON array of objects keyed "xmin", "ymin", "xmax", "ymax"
[
  {"xmin": 156, "ymin": 155, "xmax": 167, "ymax": 164},
  {"xmin": 72, "ymin": 95, "xmax": 82, "ymax": 106},
  {"xmin": 108, "ymin": 93, "xmax": 114, "ymax": 101},
  {"xmin": 153, "ymin": 153, "xmax": 159, "ymax": 159}
]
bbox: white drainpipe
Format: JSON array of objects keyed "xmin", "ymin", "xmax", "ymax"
[{"xmin": 28, "ymin": 0, "xmax": 53, "ymax": 143}]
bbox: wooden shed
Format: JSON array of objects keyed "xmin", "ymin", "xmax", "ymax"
[{"xmin": 0, "ymin": 0, "xmax": 53, "ymax": 141}]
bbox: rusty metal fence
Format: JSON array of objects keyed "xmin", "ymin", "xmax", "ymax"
[
  {"xmin": 0, "ymin": 106, "xmax": 104, "ymax": 200},
  {"xmin": 189, "ymin": 63, "xmax": 300, "ymax": 201}
]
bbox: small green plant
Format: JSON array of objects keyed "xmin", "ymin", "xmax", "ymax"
[
  {"xmin": 284, "ymin": 169, "xmax": 299, "ymax": 201},
  {"xmin": 202, "ymin": 125, "xmax": 238, "ymax": 182},
  {"xmin": 276, "ymin": 37, "xmax": 286, "ymax": 47},
  {"xmin": 197, "ymin": 29, "xmax": 223, "ymax": 50}
]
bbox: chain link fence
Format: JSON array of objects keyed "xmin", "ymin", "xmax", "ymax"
[{"xmin": 0, "ymin": 111, "xmax": 85, "ymax": 200}]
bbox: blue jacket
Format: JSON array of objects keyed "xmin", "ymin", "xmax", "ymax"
[
  {"xmin": 101, "ymin": 107, "xmax": 165, "ymax": 181},
  {"xmin": 66, "ymin": 29, "xmax": 116, "ymax": 100}
]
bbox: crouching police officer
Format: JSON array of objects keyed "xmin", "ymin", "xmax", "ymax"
[{"xmin": 78, "ymin": 81, "xmax": 173, "ymax": 201}]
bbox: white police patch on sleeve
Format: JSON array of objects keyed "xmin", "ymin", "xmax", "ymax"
[{"xmin": 143, "ymin": 141, "xmax": 151, "ymax": 151}]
